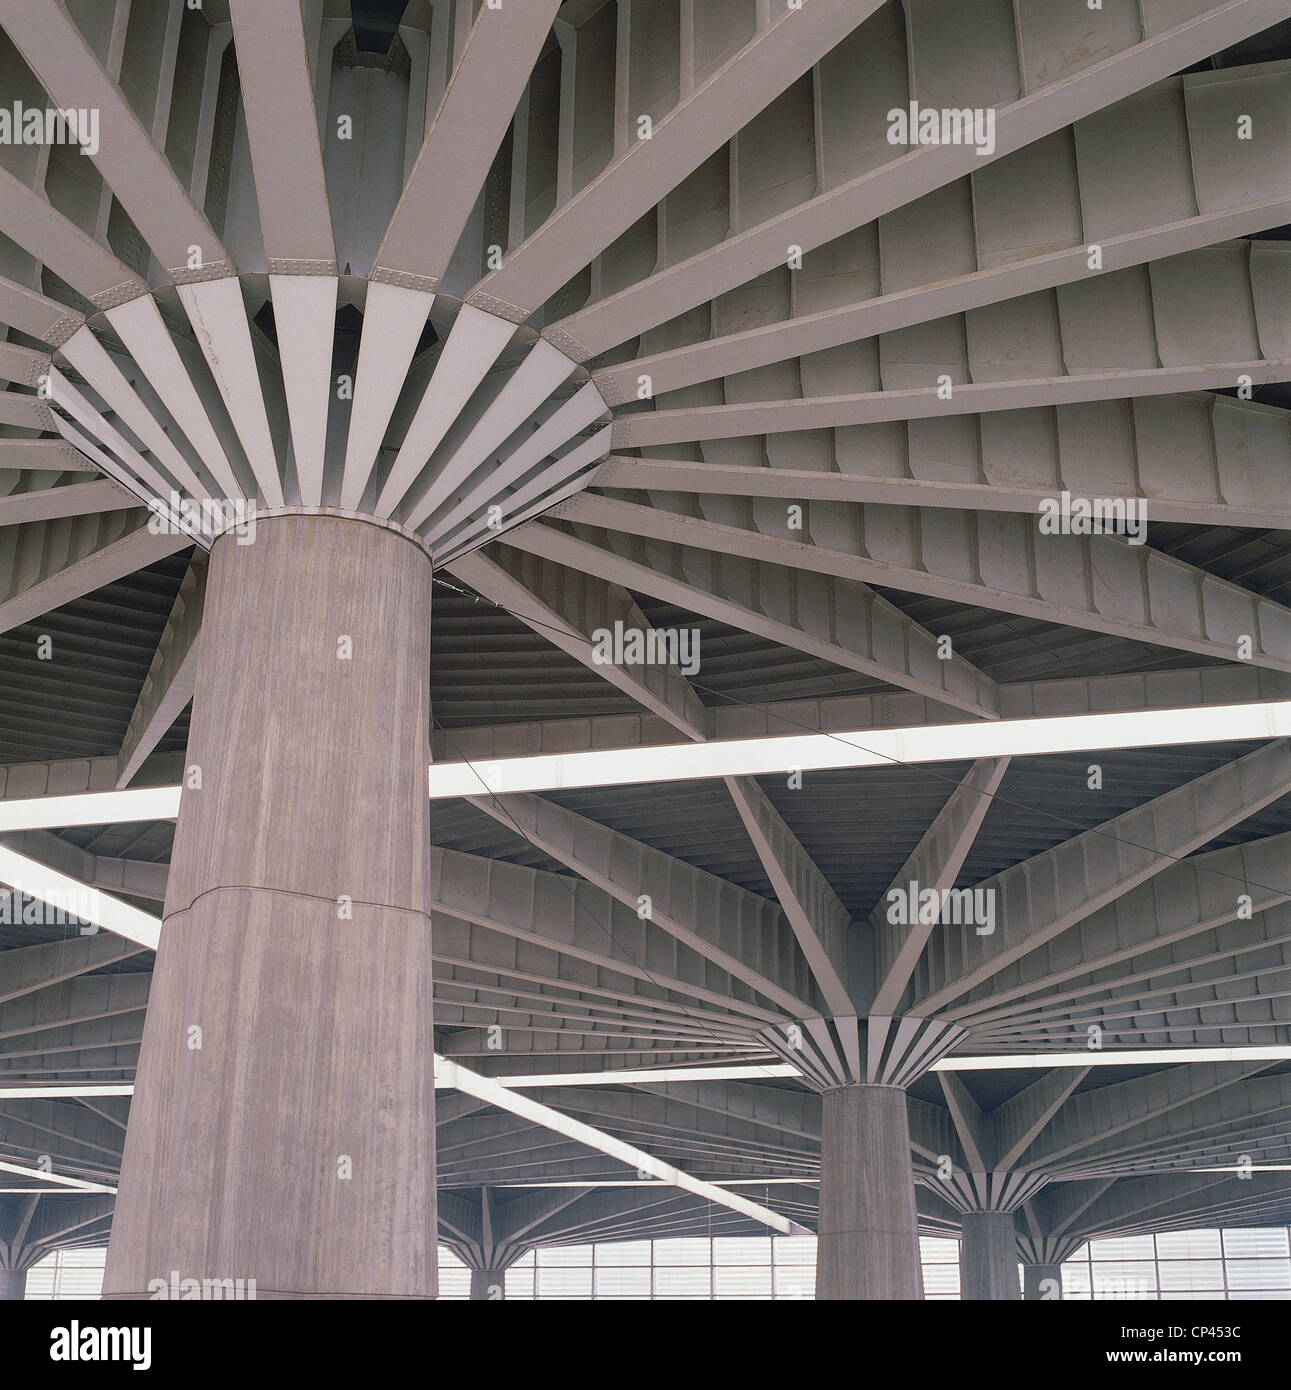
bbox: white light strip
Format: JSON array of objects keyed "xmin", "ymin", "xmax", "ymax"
[
  {"xmin": 9, "ymin": 700, "xmax": 1291, "ymax": 833},
  {"xmin": 0, "ymin": 846, "xmax": 160, "ymax": 949},
  {"xmin": 1192, "ymin": 1166, "xmax": 1291, "ymax": 1172},
  {"xmin": 427, "ymin": 700, "xmax": 1291, "ymax": 797},
  {"xmin": 494, "ymin": 1064, "xmax": 801, "ymax": 1088},
  {"xmin": 705, "ymin": 1178, "xmax": 817, "ymax": 1187},
  {"xmin": 935, "ymin": 1046, "xmax": 1291, "ymax": 1071},
  {"xmin": 434, "ymin": 1055, "xmax": 805, "ymax": 1235},
  {"xmin": 7, "ymin": 1046, "xmax": 1281, "ymax": 1105},
  {"xmin": 496, "ymin": 1178, "xmax": 819, "ymax": 1188},
  {"xmin": 479, "ymin": 1048, "xmax": 1291, "ymax": 1089},
  {"xmin": 491, "ymin": 1181, "xmax": 673, "ymax": 1187},
  {"xmin": 0, "ymin": 1085, "xmax": 134, "ymax": 1100},
  {"xmin": 0, "ymin": 1159, "xmax": 116, "ymax": 1194},
  {"xmin": 0, "ymin": 785, "xmax": 181, "ymax": 832}
]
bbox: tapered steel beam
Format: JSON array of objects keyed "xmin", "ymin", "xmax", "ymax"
[
  {"xmin": 587, "ymin": 62, "xmax": 1291, "ymax": 398},
  {"xmin": 870, "ymin": 758, "xmax": 1009, "ymax": 1015},
  {"xmin": 1021, "ymin": 1062, "xmax": 1278, "ymax": 1169},
  {"xmin": 470, "ymin": 0, "xmax": 879, "ymax": 325},
  {"xmin": 115, "ymin": 554, "xmax": 206, "ymax": 788},
  {"xmin": 227, "ymin": 0, "xmax": 335, "ymax": 269},
  {"xmin": 502, "ymin": 523, "xmax": 999, "ymax": 716},
  {"xmin": 453, "ymin": 551, "xmax": 855, "ymax": 1015},
  {"xmin": 0, "ymin": 274, "xmax": 83, "ymax": 346},
  {"xmin": 970, "ymin": 894, "xmax": 1291, "ymax": 1039},
  {"xmin": 460, "ymin": 796, "xmax": 812, "ymax": 1016},
  {"xmin": 0, "ymin": 514, "xmax": 189, "ymax": 637},
  {"xmin": 0, "ymin": 935, "xmax": 144, "ymax": 1007},
  {"xmin": 552, "ymin": 494, "xmax": 1291, "ymax": 671},
  {"xmin": 0, "ymin": 0, "xmax": 228, "ymax": 277},
  {"xmin": 373, "ymin": 1, "xmax": 563, "ymax": 292},
  {"xmin": 548, "ymin": 0, "xmax": 1291, "ymax": 358},
  {"xmin": 916, "ymin": 741, "xmax": 1291, "ymax": 1011},
  {"xmin": 0, "ymin": 481, "xmax": 134, "ymax": 527},
  {"xmin": 0, "ymin": 168, "xmax": 148, "ymax": 309},
  {"xmin": 592, "ymin": 395, "xmax": 1291, "ymax": 530},
  {"xmin": 448, "ymin": 548, "xmax": 706, "ymax": 739}
]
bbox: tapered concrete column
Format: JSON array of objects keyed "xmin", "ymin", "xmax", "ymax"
[
  {"xmin": 0, "ymin": 1267, "xmax": 26, "ymax": 1300},
  {"xmin": 469, "ymin": 1269, "xmax": 507, "ymax": 1300},
  {"xmin": 104, "ymin": 514, "xmax": 436, "ymax": 1300},
  {"xmin": 1023, "ymin": 1263, "xmax": 1065, "ymax": 1300},
  {"xmin": 817, "ymin": 1083, "xmax": 922, "ymax": 1300},
  {"xmin": 960, "ymin": 1211, "xmax": 1021, "ymax": 1300}
]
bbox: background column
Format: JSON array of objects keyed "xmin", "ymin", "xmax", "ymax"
[
  {"xmin": 960, "ymin": 1211, "xmax": 1021, "ymax": 1301},
  {"xmin": 940, "ymin": 1172, "xmax": 1049, "ymax": 1301},
  {"xmin": 469, "ymin": 1269, "xmax": 508, "ymax": 1300},
  {"xmin": 1022, "ymin": 1262, "xmax": 1064, "ymax": 1299}
]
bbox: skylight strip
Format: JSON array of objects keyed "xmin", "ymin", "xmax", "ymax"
[
  {"xmin": 8, "ymin": 701, "xmax": 1291, "ymax": 831},
  {"xmin": 0, "ymin": 1159, "xmax": 117, "ymax": 1193},
  {"xmin": 493, "ymin": 1064, "xmax": 800, "ymax": 1088},
  {"xmin": 0, "ymin": 785, "xmax": 181, "ymax": 832},
  {"xmin": 0, "ymin": 1085, "xmax": 134, "ymax": 1099},
  {"xmin": 427, "ymin": 700, "xmax": 1291, "ymax": 798},
  {"xmin": 0, "ymin": 845, "xmax": 161, "ymax": 949},
  {"xmin": 934, "ymin": 1046, "xmax": 1291, "ymax": 1071}
]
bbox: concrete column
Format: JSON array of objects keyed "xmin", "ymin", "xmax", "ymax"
[
  {"xmin": 1023, "ymin": 1262, "xmax": 1065, "ymax": 1300},
  {"xmin": 0, "ymin": 1267, "xmax": 26, "ymax": 1300},
  {"xmin": 470, "ymin": 1269, "xmax": 507, "ymax": 1300},
  {"xmin": 816, "ymin": 1083, "xmax": 922, "ymax": 1300},
  {"xmin": 960, "ymin": 1211, "xmax": 1021, "ymax": 1300},
  {"xmin": 104, "ymin": 514, "xmax": 436, "ymax": 1300}
]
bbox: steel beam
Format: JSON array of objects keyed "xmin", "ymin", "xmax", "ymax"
[
  {"xmin": 916, "ymin": 741, "xmax": 1291, "ymax": 1011},
  {"xmin": 503, "ymin": 522, "xmax": 999, "ymax": 716},
  {"xmin": 552, "ymin": 493, "xmax": 1291, "ymax": 671},
  {"xmin": 115, "ymin": 553, "xmax": 205, "ymax": 788}
]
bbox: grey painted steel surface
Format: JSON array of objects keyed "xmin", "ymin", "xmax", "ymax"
[
  {"xmin": 817, "ymin": 1084, "xmax": 922, "ymax": 1300},
  {"xmin": 103, "ymin": 517, "xmax": 436, "ymax": 1299}
]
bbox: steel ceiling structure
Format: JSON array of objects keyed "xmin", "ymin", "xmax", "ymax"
[{"xmin": 1, "ymin": 0, "xmax": 1291, "ymax": 1301}]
